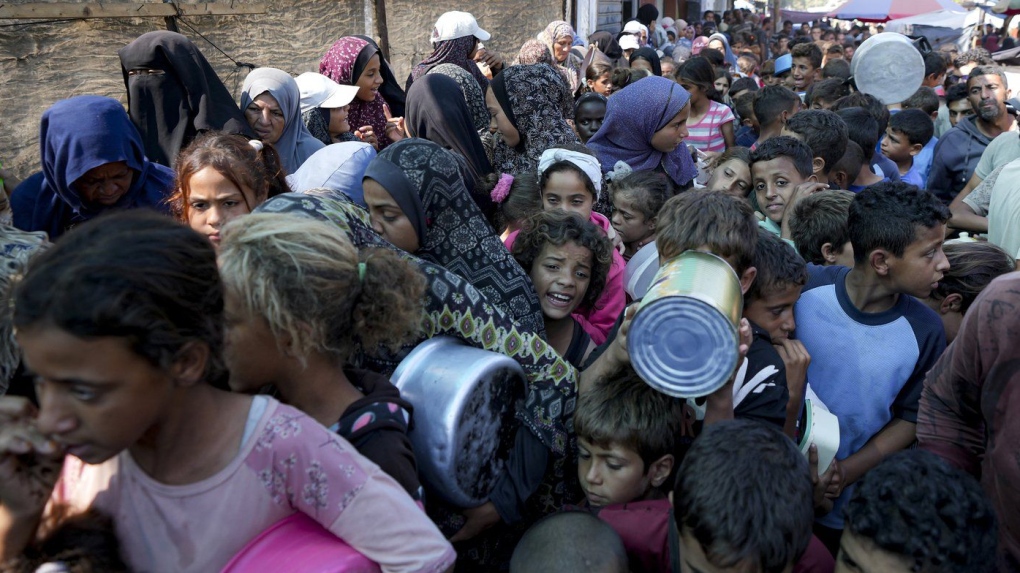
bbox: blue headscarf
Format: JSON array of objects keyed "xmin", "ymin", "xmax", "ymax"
[
  {"xmin": 586, "ymin": 76, "xmax": 697, "ymax": 187},
  {"xmin": 708, "ymin": 33, "xmax": 739, "ymax": 70},
  {"xmin": 12, "ymin": 95, "xmax": 175, "ymax": 239},
  {"xmin": 285, "ymin": 141, "xmax": 376, "ymax": 207}
]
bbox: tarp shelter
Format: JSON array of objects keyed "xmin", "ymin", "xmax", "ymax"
[
  {"xmin": 827, "ymin": 0, "xmax": 966, "ymax": 22},
  {"xmin": 883, "ymin": 8, "xmax": 985, "ymax": 50},
  {"xmin": 779, "ymin": 9, "xmax": 831, "ymax": 23}
]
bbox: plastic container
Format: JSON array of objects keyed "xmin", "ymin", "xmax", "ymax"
[
  {"xmin": 798, "ymin": 398, "xmax": 840, "ymax": 474},
  {"xmin": 221, "ymin": 513, "xmax": 380, "ymax": 573}
]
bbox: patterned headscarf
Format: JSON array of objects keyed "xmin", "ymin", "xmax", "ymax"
[
  {"xmin": 320, "ymin": 36, "xmax": 394, "ymax": 149},
  {"xmin": 240, "ymin": 68, "xmax": 325, "ymax": 173},
  {"xmin": 513, "ymin": 39, "xmax": 555, "ymax": 66},
  {"xmin": 426, "ymin": 63, "xmax": 489, "ymax": 133},
  {"xmin": 489, "ymin": 64, "xmax": 580, "ymax": 175},
  {"xmin": 586, "ymin": 75, "xmax": 698, "ymax": 187},
  {"xmin": 537, "ymin": 21, "xmax": 583, "ymax": 92},
  {"xmin": 0, "ymin": 227, "xmax": 48, "ymax": 394},
  {"xmin": 408, "ymin": 36, "xmax": 488, "ymax": 92},
  {"xmin": 363, "ymin": 139, "xmax": 545, "ymax": 335}
]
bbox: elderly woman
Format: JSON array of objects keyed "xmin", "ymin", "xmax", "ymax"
[
  {"xmin": 538, "ymin": 20, "xmax": 584, "ymax": 93},
  {"xmin": 240, "ymin": 67, "xmax": 324, "ymax": 172}
]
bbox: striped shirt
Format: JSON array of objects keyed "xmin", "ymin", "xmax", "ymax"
[{"xmin": 686, "ymin": 100, "xmax": 735, "ymax": 154}]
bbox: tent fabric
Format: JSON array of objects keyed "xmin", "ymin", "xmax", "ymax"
[{"xmin": 828, "ymin": 0, "xmax": 965, "ymax": 22}]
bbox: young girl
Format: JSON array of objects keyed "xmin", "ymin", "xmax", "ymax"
[
  {"xmin": 485, "ymin": 172, "xmax": 544, "ymax": 239},
  {"xmin": 629, "ymin": 47, "xmax": 662, "ymax": 76},
  {"xmin": 585, "ymin": 61, "xmax": 614, "ymax": 96},
  {"xmin": 574, "ymin": 93, "xmax": 607, "ymax": 144},
  {"xmin": 586, "ymin": 75, "xmax": 698, "ymax": 189},
  {"xmin": 502, "ymin": 147, "xmax": 626, "ymax": 345},
  {"xmin": 714, "ymin": 67, "xmax": 733, "ymax": 106},
  {"xmin": 218, "ymin": 213, "xmax": 425, "ymax": 499},
  {"xmin": 240, "ymin": 67, "xmax": 325, "ymax": 172},
  {"xmin": 702, "ymin": 146, "xmax": 752, "ymax": 198},
  {"xmin": 924, "ymin": 241, "xmax": 1016, "ymax": 343},
  {"xmin": 511, "ymin": 210, "xmax": 613, "ymax": 367},
  {"xmin": 677, "ymin": 56, "xmax": 736, "ymax": 154},
  {"xmin": 609, "ymin": 170, "xmax": 672, "ymax": 260},
  {"xmin": 0, "ymin": 212, "xmax": 455, "ymax": 573},
  {"xmin": 170, "ymin": 132, "xmax": 288, "ymax": 247}
]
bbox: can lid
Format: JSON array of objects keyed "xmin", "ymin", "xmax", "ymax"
[{"xmin": 628, "ymin": 296, "xmax": 738, "ymax": 398}]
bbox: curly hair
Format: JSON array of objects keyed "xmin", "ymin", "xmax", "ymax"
[
  {"xmin": 746, "ymin": 227, "xmax": 807, "ymax": 303},
  {"xmin": 845, "ymin": 450, "xmax": 998, "ymax": 573},
  {"xmin": 609, "ymin": 170, "xmax": 673, "ymax": 220},
  {"xmin": 218, "ymin": 213, "xmax": 425, "ymax": 365},
  {"xmin": 510, "ymin": 210, "xmax": 613, "ymax": 310},
  {"xmin": 930, "ymin": 242, "xmax": 1015, "ymax": 313},
  {"xmin": 169, "ymin": 131, "xmax": 289, "ymax": 221}
]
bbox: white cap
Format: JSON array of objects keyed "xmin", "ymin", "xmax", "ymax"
[
  {"xmin": 431, "ymin": 11, "xmax": 490, "ymax": 44},
  {"xmin": 295, "ymin": 72, "xmax": 359, "ymax": 114},
  {"xmin": 623, "ymin": 20, "xmax": 647, "ymax": 35},
  {"xmin": 619, "ymin": 34, "xmax": 641, "ymax": 51}
]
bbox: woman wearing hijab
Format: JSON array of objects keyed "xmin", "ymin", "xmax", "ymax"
[
  {"xmin": 320, "ymin": 36, "xmax": 403, "ymax": 151},
  {"xmin": 538, "ymin": 21, "xmax": 583, "ymax": 93},
  {"xmin": 487, "ymin": 64, "xmax": 580, "ymax": 176},
  {"xmin": 285, "ymin": 141, "xmax": 376, "ymax": 207},
  {"xmin": 406, "ymin": 74, "xmax": 494, "ymax": 213},
  {"xmin": 426, "ymin": 63, "xmax": 489, "ymax": 133},
  {"xmin": 361, "ymin": 138, "xmax": 545, "ymax": 336},
  {"xmin": 708, "ymin": 32, "xmax": 739, "ymax": 70},
  {"xmin": 629, "ymin": 47, "xmax": 662, "ymax": 76},
  {"xmin": 407, "ymin": 11, "xmax": 490, "ymax": 93},
  {"xmin": 588, "ymin": 30, "xmax": 624, "ymax": 66},
  {"xmin": 240, "ymin": 67, "xmax": 324, "ymax": 173},
  {"xmin": 117, "ymin": 30, "xmax": 255, "ymax": 167},
  {"xmin": 586, "ymin": 76, "xmax": 698, "ymax": 189},
  {"xmin": 12, "ymin": 95, "xmax": 176, "ymax": 239},
  {"xmin": 353, "ymin": 35, "xmax": 406, "ymax": 117}
]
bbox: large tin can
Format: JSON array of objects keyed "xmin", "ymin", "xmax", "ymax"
[{"xmin": 628, "ymin": 251, "xmax": 742, "ymax": 398}]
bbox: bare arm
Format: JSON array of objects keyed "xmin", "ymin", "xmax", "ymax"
[
  {"xmin": 721, "ymin": 119, "xmax": 736, "ymax": 150},
  {"xmin": 838, "ymin": 418, "xmax": 916, "ymax": 488},
  {"xmin": 948, "ymin": 172, "xmax": 988, "ymax": 232}
]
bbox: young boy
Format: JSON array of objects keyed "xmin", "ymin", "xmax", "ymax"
[
  {"xmin": 826, "ymin": 141, "xmax": 864, "ymax": 192},
  {"xmin": 788, "ymin": 189, "xmax": 856, "ymax": 267},
  {"xmin": 572, "ymin": 367, "xmax": 685, "ymax": 571},
  {"xmin": 806, "ymin": 78, "xmax": 850, "ymax": 110},
  {"xmin": 790, "ymin": 42, "xmax": 823, "ymax": 99},
  {"xmin": 510, "ymin": 511, "xmax": 629, "ymax": 573},
  {"xmin": 783, "ymin": 109, "xmax": 848, "ymax": 182},
  {"xmin": 750, "ymin": 135, "xmax": 817, "ymax": 239},
  {"xmin": 834, "ymin": 107, "xmax": 886, "ymax": 192},
  {"xmin": 794, "ymin": 181, "xmax": 950, "ymax": 553},
  {"xmin": 900, "ymin": 87, "xmax": 940, "ymax": 184},
  {"xmin": 753, "ymin": 85, "xmax": 801, "ymax": 148},
  {"xmin": 733, "ymin": 92, "xmax": 759, "ymax": 148},
  {"xmin": 840, "ymin": 451, "xmax": 998, "ymax": 573},
  {"xmin": 880, "ymin": 109, "xmax": 935, "ymax": 188}
]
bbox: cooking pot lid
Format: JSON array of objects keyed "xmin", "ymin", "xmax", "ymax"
[{"xmin": 850, "ymin": 33, "xmax": 924, "ymax": 105}]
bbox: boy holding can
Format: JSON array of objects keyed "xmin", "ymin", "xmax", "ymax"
[{"xmin": 794, "ymin": 181, "xmax": 949, "ymax": 553}]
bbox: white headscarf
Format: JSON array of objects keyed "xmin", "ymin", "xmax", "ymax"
[{"xmin": 537, "ymin": 148, "xmax": 603, "ymax": 201}]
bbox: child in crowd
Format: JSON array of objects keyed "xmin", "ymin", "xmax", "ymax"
[
  {"xmin": 806, "ymin": 78, "xmax": 850, "ymax": 110},
  {"xmin": 510, "ymin": 511, "xmax": 628, "ymax": 573},
  {"xmin": 831, "ymin": 93, "xmax": 899, "ymax": 184},
  {"xmin": 487, "ymin": 172, "xmax": 543, "ymax": 239},
  {"xmin": 834, "ymin": 108, "xmax": 886, "ymax": 192},
  {"xmin": 820, "ymin": 58, "xmax": 850, "ymax": 82},
  {"xmin": 171, "ymin": 132, "xmax": 289, "ymax": 247},
  {"xmin": 574, "ymin": 93, "xmax": 607, "ymax": 144},
  {"xmin": 511, "ymin": 210, "xmax": 614, "ymax": 367},
  {"xmin": 733, "ymin": 92, "xmax": 759, "ymax": 147},
  {"xmin": 827, "ymin": 141, "xmax": 864, "ymax": 191},
  {"xmin": 217, "ymin": 213, "xmax": 426, "ymax": 499},
  {"xmin": 674, "ymin": 419, "xmax": 833, "ymax": 573},
  {"xmin": 782, "ymin": 109, "xmax": 848, "ymax": 182},
  {"xmin": 788, "ymin": 189, "xmax": 856, "ymax": 267},
  {"xmin": 503, "ymin": 147, "xmax": 626, "ymax": 345},
  {"xmin": 922, "ymin": 241, "xmax": 1015, "ymax": 343},
  {"xmin": 703, "ymin": 146, "xmax": 752, "ymax": 197},
  {"xmin": 945, "ymin": 83, "xmax": 972, "ymax": 128},
  {"xmin": 840, "ymin": 451, "xmax": 998, "ymax": 573},
  {"xmin": 573, "ymin": 367, "xmax": 685, "ymax": 571},
  {"xmin": 585, "ymin": 61, "xmax": 614, "ymax": 96},
  {"xmin": 0, "ymin": 212, "xmax": 455, "ymax": 573},
  {"xmin": 729, "ymin": 76, "xmax": 758, "ymax": 100},
  {"xmin": 677, "ymin": 56, "xmax": 736, "ymax": 153},
  {"xmin": 900, "ymin": 87, "xmax": 940, "ymax": 185},
  {"xmin": 795, "ymin": 182, "xmax": 950, "ymax": 553},
  {"xmin": 881, "ymin": 109, "xmax": 934, "ymax": 188},
  {"xmin": 750, "ymin": 135, "xmax": 817, "ymax": 238},
  {"xmin": 609, "ymin": 170, "xmax": 672, "ymax": 260},
  {"xmin": 790, "ymin": 42, "xmax": 822, "ymax": 98},
  {"xmin": 752, "ymin": 85, "xmax": 801, "ymax": 147}
]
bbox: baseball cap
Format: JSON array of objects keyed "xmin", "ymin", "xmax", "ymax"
[
  {"xmin": 431, "ymin": 11, "xmax": 490, "ymax": 44},
  {"xmin": 620, "ymin": 34, "xmax": 641, "ymax": 51},
  {"xmin": 774, "ymin": 53, "xmax": 793, "ymax": 75},
  {"xmin": 295, "ymin": 72, "xmax": 359, "ymax": 114}
]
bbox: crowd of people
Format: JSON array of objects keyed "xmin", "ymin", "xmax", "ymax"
[{"xmin": 0, "ymin": 5, "xmax": 1018, "ymax": 573}]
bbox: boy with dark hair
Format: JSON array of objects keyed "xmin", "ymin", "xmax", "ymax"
[
  {"xmin": 753, "ymin": 85, "xmax": 801, "ymax": 147},
  {"xmin": 733, "ymin": 92, "xmax": 759, "ymax": 148},
  {"xmin": 921, "ymin": 51, "xmax": 948, "ymax": 90},
  {"xmin": 901, "ymin": 88, "xmax": 942, "ymax": 186},
  {"xmin": 750, "ymin": 135, "xmax": 818, "ymax": 239},
  {"xmin": 673, "ymin": 419, "xmax": 826, "ymax": 573},
  {"xmin": 510, "ymin": 511, "xmax": 629, "ymax": 573},
  {"xmin": 944, "ymin": 83, "xmax": 971, "ymax": 128},
  {"xmin": 572, "ymin": 367, "xmax": 684, "ymax": 571},
  {"xmin": 834, "ymin": 107, "xmax": 886, "ymax": 192},
  {"xmin": 790, "ymin": 42, "xmax": 823, "ymax": 97},
  {"xmin": 795, "ymin": 181, "xmax": 950, "ymax": 553},
  {"xmin": 807, "ymin": 78, "xmax": 850, "ymax": 110},
  {"xmin": 840, "ymin": 451, "xmax": 998, "ymax": 573},
  {"xmin": 821, "ymin": 58, "xmax": 850, "ymax": 81},
  {"xmin": 832, "ymin": 92, "xmax": 902, "ymax": 184},
  {"xmin": 783, "ymin": 109, "xmax": 848, "ymax": 180},
  {"xmin": 881, "ymin": 108, "xmax": 935, "ymax": 188},
  {"xmin": 827, "ymin": 140, "xmax": 864, "ymax": 191},
  {"xmin": 729, "ymin": 76, "xmax": 758, "ymax": 100},
  {"xmin": 788, "ymin": 189, "xmax": 855, "ymax": 267}
]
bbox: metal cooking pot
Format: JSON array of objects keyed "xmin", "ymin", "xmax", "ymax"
[
  {"xmin": 628, "ymin": 251, "xmax": 742, "ymax": 398},
  {"xmin": 850, "ymin": 33, "xmax": 924, "ymax": 105},
  {"xmin": 391, "ymin": 336, "xmax": 525, "ymax": 508}
]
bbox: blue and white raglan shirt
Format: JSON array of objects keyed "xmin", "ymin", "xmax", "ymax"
[{"xmin": 794, "ymin": 265, "xmax": 946, "ymax": 529}]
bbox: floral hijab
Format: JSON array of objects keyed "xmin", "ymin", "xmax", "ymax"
[
  {"xmin": 408, "ymin": 36, "xmax": 488, "ymax": 93},
  {"xmin": 320, "ymin": 36, "xmax": 394, "ymax": 149},
  {"xmin": 489, "ymin": 64, "xmax": 580, "ymax": 175},
  {"xmin": 426, "ymin": 63, "xmax": 489, "ymax": 133},
  {"xmin": 364, "ymin": 138, "xmax": 545, "ymax": 335},
  {"xmin": 538, "ymin": 21, "xmax": 583, "ymax": 93}
]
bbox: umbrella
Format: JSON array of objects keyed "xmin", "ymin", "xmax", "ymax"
[{"xmin": 828, "ymin": 0, "xmax": 966, "ymax": 22}]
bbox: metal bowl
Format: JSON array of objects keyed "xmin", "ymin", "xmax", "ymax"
[
  {"xmin": 391, "ymin": 336, "xmax": 525, "ymax": 508},
  {"xmin": 850, "ymin": 33, "xmax": 924, "ymax": 105}
]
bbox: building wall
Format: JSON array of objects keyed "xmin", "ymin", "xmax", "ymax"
[{"xmin": 0, "ymin": 0, "xmax": 562, "ymax": 181}]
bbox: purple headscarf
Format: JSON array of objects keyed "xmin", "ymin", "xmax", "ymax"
[
  {"xmin": 586, "ymin": 75, "xmax": 697, "ymax": 187},
  {"xmin": 408, "ymin": 36, "xmax": 488, "ymax": 92},
  {"xmin": 320, "ymin": 37, "xmax": 394, "ymax": 149}
]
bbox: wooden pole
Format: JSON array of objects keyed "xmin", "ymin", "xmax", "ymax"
[{"xmin": 374, "ymin": 0, "xmax": 390, "ymax": 61}]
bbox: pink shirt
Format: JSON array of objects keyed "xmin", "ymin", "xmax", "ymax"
[
  {"xmin": 685, "ymin": 100, "xmax": 735, "ymax": 154},
  {"xmin": 50, "ymin": 397, "xmax": 455, "ymax": 573}
]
